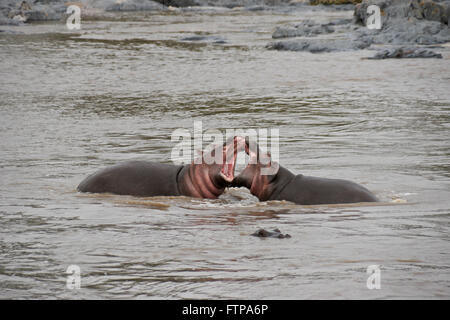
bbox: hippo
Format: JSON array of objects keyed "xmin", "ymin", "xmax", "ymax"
[
  {"xmin": 232, "ymin": 138, "xmax": 378, "ymax": 205},
  {"xmin": 77, "ymin": 136, "xmax": 246, "ymax": 199},
  {"xmin": 251, "ymin": 228, "xmax": 291, "ymax": 239}
]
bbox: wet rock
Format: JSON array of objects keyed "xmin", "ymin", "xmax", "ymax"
[
  {"xmin": 272, "ymin": 20, "xmax": 335, "ymax": 38},
  {"xmin": 11, "ymin": 13, "xmax": 27, "ymax": 22},
  {"xmin": 310, "ymin": 0, "xmax": 361, "ymax": 4},
  {"xmin": 0, "ymin": 0, "xmax": 302, "ymax": 26},
  {"xmin": 354, "ymin": 0, "xmax": 450, "ymax": 45},
  {"xmin": 309, "ymin": 0, "xmax": 359, "ymax": 10},
  {"xmin": 267, "ymin": 37, "xmax": 370, "ymax": 52},
  {"xmin": 24, "ymin": 4, "xmax": 65, "ymax": 21},
  {"xmin": 368, "ymin": 46, "xmax": 443, "ymax": 59},
  {"xmin": 251, "ymin": 228, "xmax": 291, "ymax": 238},
  {"xmin": 153, "ymin": 0, "xmax": 198, "ymax": 6},
  {"xmin": 358, "ymin": 20, "xmax": 450, "ymax": 45},
  {"xmin": 273, "ymin": 0, "xmax": 450, "ymax": 52},
  {"xmin": 180, "ymin": 5, "xmax": 232, "ymax": 13},
  {"xmin": 180, "ymin": 35, "xmax": 227, "ymax": 43},
  {"xmin": 1, "ymin": 0, "xmax": 65, "ymax": 23},
  {"xmin": 272, "ymin": 17, "xmax": 354, "ymax": 39},
  {"xmin": 354, "ymin": 0, "xmax": 450, "ymax": 26},
  {"xmin": 245, "ymin": 5, "xmax": 267, "ymax": 11},
  {"xmin": 0, "ymin": 10, "xmax": 22, "ymax": 25},
  {"xmin": 413, "ymin": 0, "xmax": 449, "ymax": 23},
  {"xmin": 105, "ymin": 0, "xmax": 166, "ymax": 12},
  {"xmin": 328, "ymin": 18, "xmax": 354, "ymax": 25},
  {"xmin": 0, "ymin": 1, "xmax": 23, "ymax": 24},
  {"xmin": 0, "ymin": 28, "xmax": 24, "ymax": 33},
  {"xmin": 179, "ymin": 0, "xmax": 292, "ymax": 9}
]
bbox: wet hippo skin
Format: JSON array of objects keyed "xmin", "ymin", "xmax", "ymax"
[
  {"xmin": 78, "ymin": 136, "xmax": 246, "ymax": 199},
  {"xmin": 232, "ymin": 138, "xmax": 378, "ymax": 205}
]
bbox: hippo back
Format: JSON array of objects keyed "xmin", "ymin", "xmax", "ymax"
[{"xmin": 77, "ymin": 161, "xmax": 183, "ymax": 197}]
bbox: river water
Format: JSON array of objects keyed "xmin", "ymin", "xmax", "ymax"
[{"xmin": 0, "ymin": 7, "xmax": 449, "ymax": 299}]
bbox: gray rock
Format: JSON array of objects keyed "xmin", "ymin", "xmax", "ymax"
[
  {"xmin": 23, "ymin": 4, "xmax": 64, "ymax": 21},
  {"xmin": 105, "ymin": 0, "xmax": 166, "ymax": 12},
  {"xmin": 308, "ymin": 2, "xmax": 356, "ymax": 11},
  {"xmin": 177, "ymin": 0, "xmax": 292, "ymax": 8},
  {"xmin": 267, "ymin": 37, "xmax": 371, "ymax": 52},
  {"xmin": 328, "ymin": 18, "xmax": 354, "ymax": 25},
  {"xmin": 353, "ymin": 0, "xmax": 450, "ymax": 45},
  {"xmin": 354, "ymin": 0, "xmax": 450, "ymax": 25},
  {"xmin": 245, "ymin": 5, "xmax": 267, "ymax": 10},
  {"xmin": 0, "ymin": 0, "xmax": 23, "ymax": 24},
  {"xmin": 272, "ymin": 20, "xmax": 335, "ymax": 39},
  {"xmin": 152, "ymin": 0, "xmax": 199, "ymax": 6},
  {"xmin": 1, "ymin": 0, "xmax": 65, "ymax": 23},
  {"xmin": 269, "ymin": 0, "xmax": 450, "ymax": 52},
  {"xmin": 180, "ymin": 35, "xmax": 227, "ymax": 43},
  {"xmin": 368, "ymin": 46, "xmax": 443, "ymax": 59},
  {"xmin": 355, "ymin": 15, "xmax": 450, "ymax": 45},
  {"xmin": 0, "ymin": 9, "xmax": 22, "ymax": 25},
  {"xmin": 407, "ymin": 0, "xmax": 450, "ymax": 24},
  {"xmin": 0, "ymin": 28, "xmax": 24, "ymax": 33},
  {"xmin": 180, "ymin": 5, "xmax": 232, "ymax": 12}
]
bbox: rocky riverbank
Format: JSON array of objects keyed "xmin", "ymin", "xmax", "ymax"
[
  {"xmin": 1, "ymin": 0, "xmax": 449, "ymax": 58},
  {"xmin": 273, "ymin": 0, "xmax": 449, "ymax": 58},
  {"xmin": 267, "ymin": 0, "xmax": 450, "ymax": 57},
  {"xmin": 0, "ymin": 0, "xmax": 168, "ymax": 25},
  {"xmin": 0, "ymin": 0, "xmax": 353, "ymax": 25},
  {"xmin": 0, "ymin": 0, "xmax": 298, "ymax": 25}
]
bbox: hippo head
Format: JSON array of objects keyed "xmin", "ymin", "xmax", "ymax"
[
  {"xmin": 185, "ymin": 136, "xmax": 247, "ymax": 199},
  {"xmin": 231, "ymin": 137, "xmax": 280, "ymax": 201}
]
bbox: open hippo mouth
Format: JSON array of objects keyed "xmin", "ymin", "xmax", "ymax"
[{"xmin": 219, "ymin": 136, "xmax": 246, "ymax": 183}]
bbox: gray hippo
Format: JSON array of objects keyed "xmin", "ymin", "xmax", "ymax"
[
  {"xmin": 232, "ymin": 138, "xmax": 378, "ymax": 205},
  {"xmin": 251, "ymin": 228, "xmax": 291, "ymax": 239},
  {"xmin": 78, "ymin": 136, "xmax": 246, "ymax": 199}
]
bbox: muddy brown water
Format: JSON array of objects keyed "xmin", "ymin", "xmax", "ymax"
[{"xmin": 0, "ymin": 8, "xmax": 449, "ymax": 299}]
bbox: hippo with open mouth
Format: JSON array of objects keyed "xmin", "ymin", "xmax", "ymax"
[
  {"xmin": 232, "ymin": 137, "xmax": 378, "ymax": 205},
  {"xmin": 77, "ymin": 136, "xmax": 246, "ymax": 199}
]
